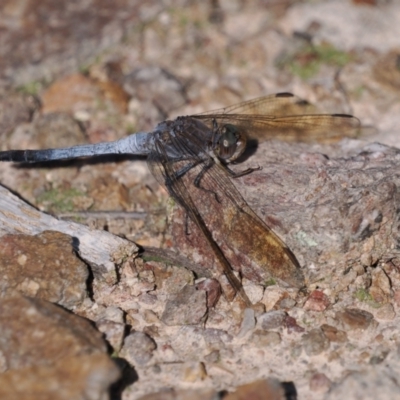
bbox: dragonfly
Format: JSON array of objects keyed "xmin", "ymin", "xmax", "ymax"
[{"xmin": 0, "ymin": 92, "xmax": 360, "ymax": 306}]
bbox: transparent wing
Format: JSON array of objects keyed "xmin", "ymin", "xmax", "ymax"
[
  {"xmin": 196, "ymin": 92, "xmax": 318, "ymax": 116},
  {"xmin": 193, "ymin": 92, "xmax": 360, "ymax": 142}
]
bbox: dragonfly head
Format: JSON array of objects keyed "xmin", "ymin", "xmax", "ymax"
[{"xmin": 216, "ymin": 124, "xmax": 247, "ymax": 163}]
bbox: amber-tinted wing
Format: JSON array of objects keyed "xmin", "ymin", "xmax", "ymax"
[{"xmin": 193, "ymin": 92, "xmax": 360, "ymax": 142}]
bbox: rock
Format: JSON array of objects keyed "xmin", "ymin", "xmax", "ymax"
[
  {"xmin": 0, "ymin": 185, "xmax": 138, "ymax": 284},
  {"xmin": 0, "ymin": 353, "xmax": 120, "ymax": 400},
  {"xmin": 0, "ymin": 231, "xmax": 88, "ymax": 309},
  {"xmin": 0, "ymin": 294, "xmax": 119, "ymax": 399},
  {"xmin": 153, "ymin": 264, "xmax": 194, "ymax": 296},
  {"xmin": 161, "ymin": 285, "xmax": 207, "ymax": 326},
  {"xmin": 204, "ymin": 350, "xmax": 220, "ymax": 364},
  {"xmin": 182, "ymin": 362, "xmax": 207, "ymax": 382},
  {"xmin": 251, "ymin": 330, "xmax": 282, "ymax": 347},
  {"xmin": 320, "ymin": 324, "xmax": 348, "ymax": 343},
  {"xmin": 0, "ymin": 294, "xmax": 107, "ymax": 371},
  {"xmin": 258, "ymin": 310, "xmax": 287, "ymax": 330},
  {"xmin": 309, "ymin": 372, "xmax": 332, "ymax": 393},
  {"xmin": 375, "ymin": 303, "xmax": 396, "ymax": 320},
  {"xmin": 335, "ymin": 308, "xmax": 375, "ymax": 331},
  {"xmin": 302, "ymin": 329, "xmax": 330, "ymax": 356},
  {"xmin": 224, "ymin": 378, "xmax": 288, "ymax": 400},
  {"xmin": 303, "ymin": 290, "xmax": 331, "ymax": 311},
  {"xmin": 136, "ymin": 388, "xmax": 218, "ymax": 400},
  {"xmin": 237, "ymin": 308, "xmax": 256, "ymax": 338},
  {"xmin": 96, "ymin": 320, "xmax": 126, "ymax": 352},
  {"xmin": 121, "ymin": 331, "xmax": 156, "ymax": 366},
  {"xmin": 369, "ymin": 267, "xmax": 392, "ymax": 304},
  {"xmin": 283, "ymin": 315, "xmax": 305, "ymax": 333},
  {"xmin": 196, "ymin": 278, "xmax": 221, "ymax": 308}
]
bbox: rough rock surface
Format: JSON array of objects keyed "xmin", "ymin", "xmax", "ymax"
[
  {"xmin": 0, "ymin": 230, "xmax": 88, "ymax": 309},
  {"xmin": 0, "ymin": 294, "xmax": 120, "ymax": 399},
  {"xmin": 1, "ymin": 1, "xmax": 400, "ymax": 399}
]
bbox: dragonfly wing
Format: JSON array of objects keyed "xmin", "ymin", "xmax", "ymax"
[
  {"xmin": 196, "ymin": 92, "xmax": 318, "ymax": 116},
  {"xmin": 193, "ymin": 92, "xmax": 360, "ymax": 143},
  {"xmin": 193, "ymin": 113, "xmax": 360, "ymax": 143}
]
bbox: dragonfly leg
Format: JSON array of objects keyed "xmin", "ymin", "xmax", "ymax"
[
  {"xmin": 164, "ymin": 158, "xmax": 203, "ymax": 187},
  {"xmin": 193, "ymin": 158, "xmax": 220, "ymax": 203},
  {"xmin": 224, "ymin": 164, "xmax": 261, "ymax": 178}
]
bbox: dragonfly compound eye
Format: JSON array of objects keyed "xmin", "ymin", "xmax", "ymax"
[{"xmin": 217, "ymin": 124, "xmax": 247, "ymax": 163}]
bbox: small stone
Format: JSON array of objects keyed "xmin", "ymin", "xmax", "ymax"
[
  {"xmin": 182, "ymin": 362, "xmax": 207, "ymax": 382},
  {"xmin": 121, "ymin": 331, "xmax": 156, "ymax": 366},
  {"xmin": 203, "ymin": 329, "xmax": 233, "ymax": 349},
  {"xmin": 262, "ymin": 287, "xmax": 287, "ymax": 311},
  {"xmin": 224, "ymin": 378, "xmax": 286, "ymax": 400},
  {"xmin": 251, "ymin": 330, "xmax": 281, "ymax": 347},
  {"xmin": 393, "ymin": 290, "xmax": 400, "ymax": 307},
  {"xmin": 320, "ymin": 324, "xmax": 348, "ymax": 343},
  {"xmin": 369, "ymin": 267, "xmax": 392, "ymax": 304},
  {"xmin": 302, "ymin": 329, "xmax": 330, "ymax": 356},
  {"xmin": 336, "ymin": 308, "xmax": 375, "ymax": 331},
  {"xmin": 154, "ymin": 265, "xmax": 194, "ymax": 296},
  {"xmin": 304, "ymin": 290, "xmax": 330, "ymax": 311},
  {"xmin": 161, "ymin": 285, "xmax": 207, "ymax": 326},
  {"xmin": 204, "ymin": 350, "xmax": 220, "ymax": 364},
  {"xmin": 96, "ymin": 320, "xmax": 125, "ymax": 352},
  {"xmin": 142, "ymin": 309, "xmax": 160, "ymax": 324},
  {"xmin": 237, "ymin": 308, "xmax": 256, "ymax": 338},
  {"xmin": 242, "ymin": 281, "xmax": 264, "ymax": 304},
  {"xmin": 376, "ymin": 303, "xmax": 396, "ymax": 320},
  {"xmin": 309, "ymin": 372, "xmax": 332, "ymax": 393},
  {"xmin": 138, "ymin": 292, "xmax": 158, "ymax": 305},
  {"xmin": 284, "ymin": 315, "xmax": 305, "ymax": 333},
  {"xmin": 369, "ymin": 350, "xmax": 389, "ymax": 365},
  {"xmin": 258, "ymin": 311, "xmax": 287, "ymax": 330},
  {"xmin": 196, "ymin": 278, "xmax": 221, "ymax": 308},
  {"xmin": 278, "ymin": 296, "xmax": 296, "ymax": 309},
  {"xmin": 136, "ymin": 388, "xmax": 218, "ymax": 400},
  {"xmin": 103, "ymin": 306, "xmax": 125, "ymax": 323}
]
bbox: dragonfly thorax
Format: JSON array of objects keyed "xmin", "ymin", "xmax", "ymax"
[{"xmin": 215, "ymin": 123, "xmax": 247, "ymax": 163}]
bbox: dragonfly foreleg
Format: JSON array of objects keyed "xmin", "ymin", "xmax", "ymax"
[{"xmin": 193, "ymin": 158, "xmax": 220, "ymax": 203}]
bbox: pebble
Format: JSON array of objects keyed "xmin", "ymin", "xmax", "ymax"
[
  {"xmin": 224, "ymin": 378, "xmax": 286, "ymax": 400},
  {"xmin": 303, "ymin": 290, "xmax": 330, "ymax": 311},
  {"xmin": 161, "ymin": 285, "xmax": 207, "ymax": 326},
  {"xmin": 196, "ymin": 278, "xmax": 221, "ymax": 308},
  {"xmin": 302, "ymin": 329, "xmax": 330, "ymax": 356},
  {"xmin": 251, "ymin": 330, "xmax": 282, "ymax": 347},
  {"xmin": 309, "ymin": 372, "xmax": 332, "ymax": 393},
  {"xmin": 320, "ymin": 324, "xmax": 348, "ymax": 343},
  {"xmin": 284, "ymin": 315, "xmax": 305, "ymax": 333},
  {"xmin": 182, "ymin": 362, "xmax": 207, "ymax": 382},
  {"xmin": 204, "ymin": 350, "xmax": 220, "ymax": 364},
  {"xmin": 237, "ymin": 308, "xmax": 256, "ymax": 338},
  {"xmin": 121, "ymin": 331, "xmax": 156, "ymax": 366},
  {"xmin": 258, "ymin": 311, "xmax": 287, "ymax": 330},
  {"xmin": 335, "ymin": 308, "xmax": 375, "ymax": 331},
  {"xmin": 376, "ymin": 303, "xmax": 396, "ymax": 320},
  {"xmin": 369, "ymin": 267, "xmax": 392, "ymax": 304},
  {"xmin": 96, "ymin": 320, "xmax": 125, "ymax": 351}
]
